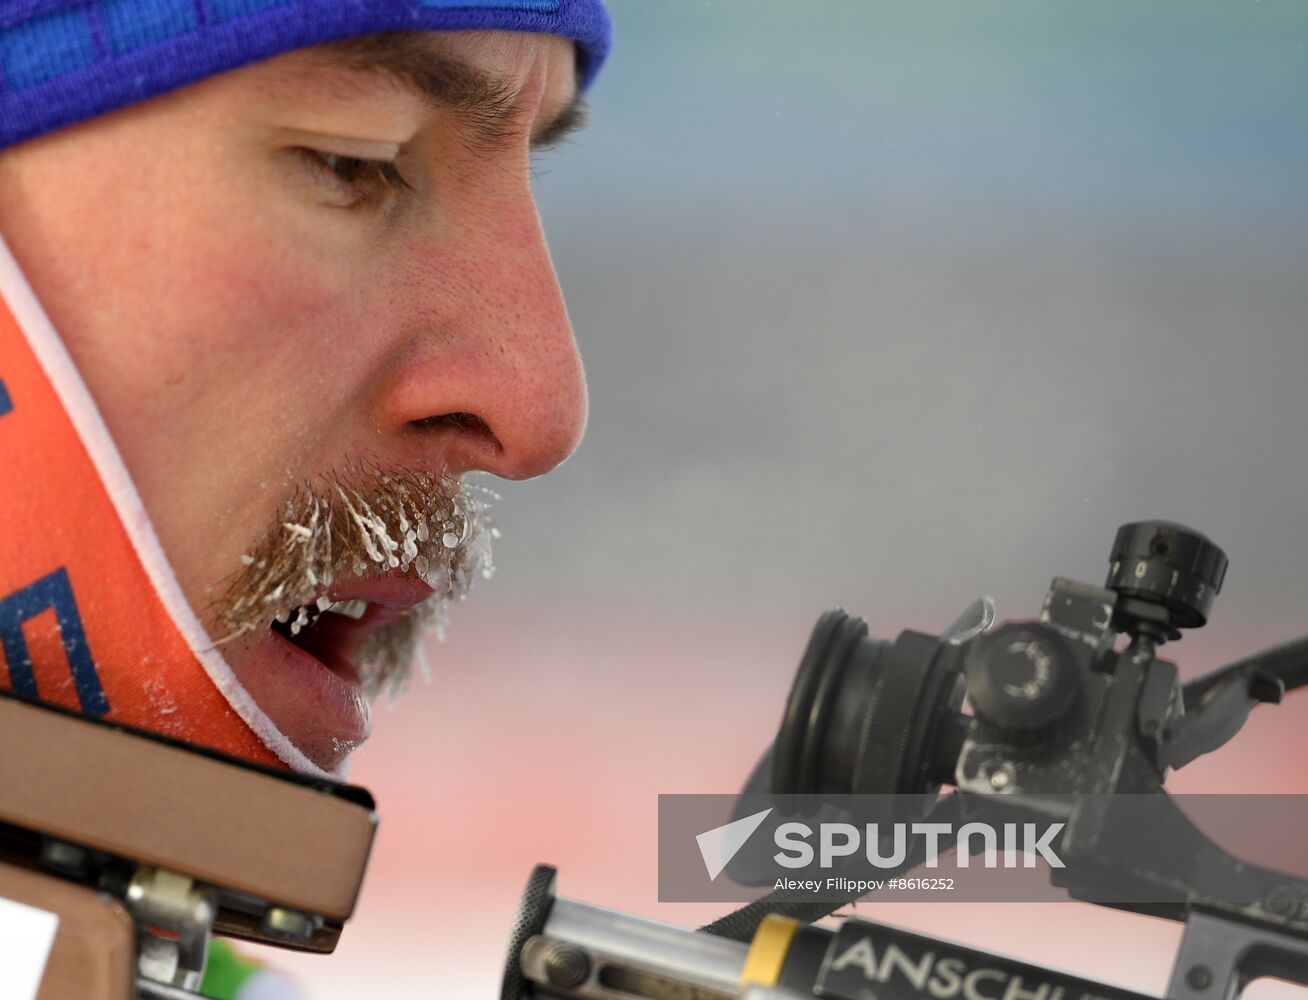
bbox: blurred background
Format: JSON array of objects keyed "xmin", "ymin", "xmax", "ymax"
[{"xmin": 278, "ymin": 1, "xmax": 1308, "ymax": 995}]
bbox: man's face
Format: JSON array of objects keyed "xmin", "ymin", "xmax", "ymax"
[{"xmin": 0, "ymin": 30, "xmax": 587, "ymax": 771}]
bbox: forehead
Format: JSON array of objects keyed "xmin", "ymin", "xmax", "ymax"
[
  {"xmin": 257, "ymin": 30, "xmax": 579, "ymax": 124},
  {"xmin": 395, "ymin": 30, "xmax": 578, "ymax": 80}
]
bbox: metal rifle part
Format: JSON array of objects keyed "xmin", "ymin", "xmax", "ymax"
[
  {"xmin": 506, "ymin": 866, "xmax": 1308, "ymax": 1000},
  {"xmin": 504, "ymin": 521, "xmax": 1308, "ymax": 1000},
  {"xmin": 123, "ymin": 867, "xmax": 216, "ymax": 991},
  {"xmin": 1169, "ymin": 911, "xmax": 1308, "ymax": 1000},
  {"xmin": 0, "ymin": 692, "xmax": 377, "ymax": 999}
]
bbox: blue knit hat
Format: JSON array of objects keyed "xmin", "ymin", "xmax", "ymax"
[{"xmin": 0, "ymin": 0, "xmax": 612, "ymax": 149}]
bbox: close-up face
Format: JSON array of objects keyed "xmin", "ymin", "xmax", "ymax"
[
  {"xmin": 0, "ymin": 29, "xmax": 587, "ymax": 771},
  {"xmin": 2, "ymin": 5, "xmax": 1307, "ymax": 998}
]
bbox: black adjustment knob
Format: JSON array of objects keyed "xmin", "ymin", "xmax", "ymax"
[
  {"xmin": 501, "ymin": 865, "xmax": 558, "ymax": 1000},
  {"xmin": 965, "ymin": 624, "xmax": 1080, "ymax": 738},
  {"xmin": 1105, "ymin": 521, "xmax": 1228, "ymax": 629}
]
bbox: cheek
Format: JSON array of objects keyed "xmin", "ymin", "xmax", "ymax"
[
  {"xmin": 167, "ymin": 232, "xmax": 359, "ymax": 383},
  {"xmin": 40, "ymin": 189, "xmax": 393, "ymax": 596},
  {"xmin": 84, "ymin": 235, "xmax": 362, "ymax": 467},
  {"xmin": 106, "ymin": 232, "xmax": 397, "ymax": 609},
  {"xmin": 8, "ymin": 145, "xmax": 371, "ymax": 438}
]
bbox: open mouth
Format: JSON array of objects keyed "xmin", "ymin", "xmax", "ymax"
[
  {"xmin": 221, "ymin": 575, "xmax": 438, "ymax": 772},
  {"xmin": 265, "ymin": 574, "xmax": 437, "ymax": 688},
  {"xmin": 210, "ymin": 468, "xmax": 493, "ymax": 773},
  {"xmin": 269, "ymin": 598, "xmax": 371, "ymax": 685}
]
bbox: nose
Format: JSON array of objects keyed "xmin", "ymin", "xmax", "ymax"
[{"xmin": 378, "ymin": 192, "xmax": 588, "ymax": 482}]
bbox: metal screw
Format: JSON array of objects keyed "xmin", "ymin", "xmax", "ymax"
[
  {"xmin": 542, "ymin": 942, "xmax": 591, "ymax": 989},
  {"xmin": 1186, "ymin": 965, "xmax": 1213, "ymax": 991},
  {"xmin": 987, "ymin": 762, "xmax": 1016, "ymax": 791},
  {"xmin": 41, "ymin": 840, "xmax": 90, "ymax": 878},
  {"xmin": 262, "ymin": 907, "xmax": 320, "ymax": 943},
  {"xmin": 1264, "ymin": 886, "xmax": 1301, "ymax": 918}
]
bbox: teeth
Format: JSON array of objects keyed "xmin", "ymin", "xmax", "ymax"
[
  {"xmin": 289, "ymin": 606, "xmax": 310, "ymax": 636},
  {"xmin": 325, "ymin": 599, "xmax": 367, "ymax": 620},
  {"xmin": 269, "ymin": 598, "xmax": 368, "ymax": 634}
]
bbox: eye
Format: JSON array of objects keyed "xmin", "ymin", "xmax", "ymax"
[{"xmin": 299, "ymin": 148, "xmax": 414, "ymax": 206}]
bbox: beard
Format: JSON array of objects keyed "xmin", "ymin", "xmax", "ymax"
[{"xmin": 208, "ymin": 463, "xmax": 496, "ymax": 697}]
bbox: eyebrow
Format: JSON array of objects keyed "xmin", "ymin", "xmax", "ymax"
[{"xmin": 317, "ymin": 33, "xmax": 588, "ymax": 152}]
